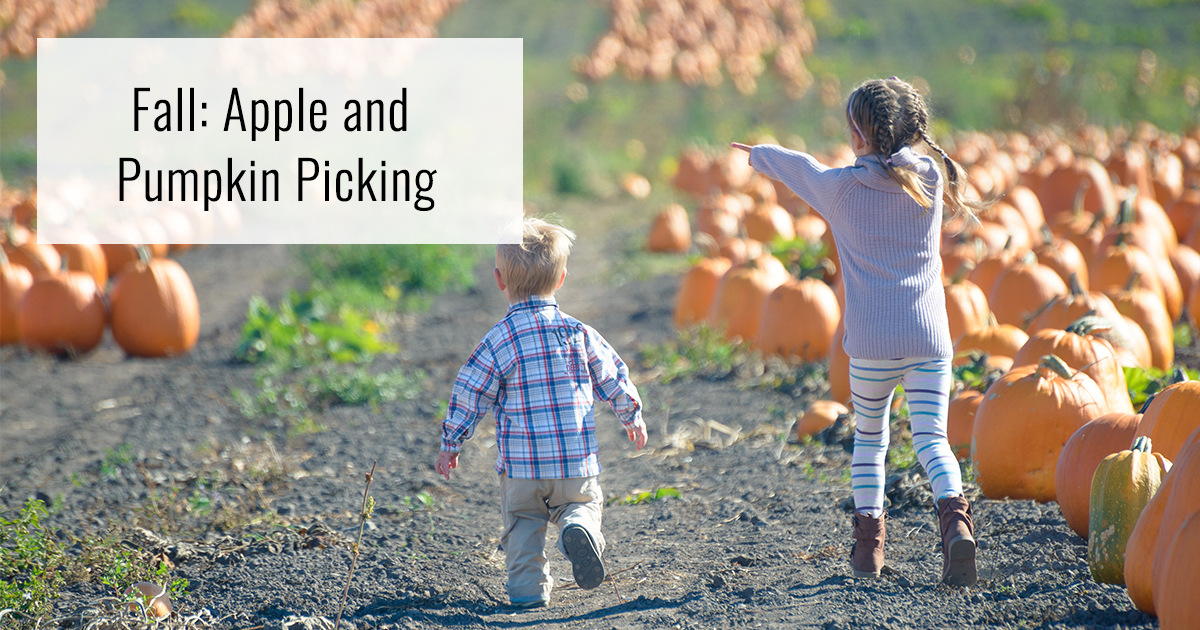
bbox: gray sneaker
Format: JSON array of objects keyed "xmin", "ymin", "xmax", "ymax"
[{"xmin": 561, "ymin": 524, "xmax": 606, "ymax": 590}]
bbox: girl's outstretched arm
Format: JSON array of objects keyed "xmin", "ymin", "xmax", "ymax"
[{"xmin": 731, "ymin": 142, "xmax": 752, "ymax": 154}]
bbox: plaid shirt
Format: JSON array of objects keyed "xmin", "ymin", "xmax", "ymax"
[{"xmin": 440, "ymin": 296, "xmax": 643, "ymax": 479}]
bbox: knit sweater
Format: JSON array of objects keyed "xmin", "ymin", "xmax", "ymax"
[{"xmin": 749, "ymin": 144, "xmax": 952, "ymax": 360}]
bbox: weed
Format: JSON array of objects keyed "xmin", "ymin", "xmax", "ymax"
[
  {"xmin": 608, "ymin": 487, "xmax": 682, "ymax": 506},
  {"xmin": 1173, "ymin": 322, "xmax": 1192, "ymax": 348},
  {"xmin": 639, "ymin": 324, "xmax": 749, "ymax": 383},
  {"xmin": 1123, "ymin": 365, "xmax": 1200, "ymax": 409},
  {"xmin": 399, "ymin": 491, "xmax": 438, "ymax": 512},
  {"xmin": 888, "ymin": 441, "xmax": 918, "ymax": 470},
  {"xmin": 99, "ymin": 443, "xmax": 135, "ymax": 479},
  {"xmin": 294, "ymin": 244, "xmax": 480, "ymax": 313}
]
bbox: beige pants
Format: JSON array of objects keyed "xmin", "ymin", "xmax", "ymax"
[{"xmin": 499, "ymin": 474, "xmax": 605, "ymax": 604}]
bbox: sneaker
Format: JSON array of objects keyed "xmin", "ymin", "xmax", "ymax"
[{"xmin": 561, "ymin": 524, "xmax": 606, "ymax": 590}]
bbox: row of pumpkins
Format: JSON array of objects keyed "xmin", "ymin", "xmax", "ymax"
[
  {"xmin": 646, "ymin": 124, "xmax": 1200, "ymax": 624},
  {"xmin": 0, "ymin": 192, "xmax": 200, "ymax": 358}
]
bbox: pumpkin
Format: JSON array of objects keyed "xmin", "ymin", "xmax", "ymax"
[
  {"xmin": 109, "ymin": 252, "xmax": 200, "ymax": 357},
  {"xmin": 717, "ymin": 237, "xmax": 764, "ymax": 267},
  {"xmin": 1006, "ymin": 185, "xmax": 1048, "ymax": 244},
  {"xmin": 673, "ymin": 234, "xmax": 731, "ymax": 329},
  {"xmin": 954, "ymin": 318, "xmax": 1029, "ymax": 362},
  {"xmin": 827, "ymin": 318, "xmax": 852, "ymax": 405},
  {"xmin": 52, "ymin": 238, "xmax": 108, "ymax": 289},
  {"xmin": 1157, "ymin": 510, "xmax": 1200, "ymax": 630},
  {"xmin": 743, "ymin": 203, "xmax": 796, "ymax": 243},
  {"xmin": 1107, "ymin": 272, "xmax": 1175, "ymax": 371},
  {"xmin": 1011, "ymin": 316, "xmax": 1134, "ymax": 415},
  {"xmin": 1033, "ymin": 226, "xmax": 1089, "ymax": 290},
  {"xmin": 1124, "ymin": 462, "xmax": 1177, "ymax": 614},
  {"xmin": 2, "ymin": 224, "xmax": 60, "ymax": 275},
  {"xmin": 621, "ymin": 172, "xmax": 652, "ymax": 199},
  {"xmin": 756, "ymin": 277, "xmax": 840, "ymax": 362},
  {"xmin": 18, "ymin": 264, "xmax": 106, "ymax": 355},
  {"xmin": 1168, "ymin": 243, "xmax": 1200, "ymax": 301},
  {"xmin": 707, "ymin": 253, "xmax": 788, "ymax": 343},
  {"xmin": 1056, "ymin": 412, "xmax": 1143, "ymax": 538},
  {"xmin": 1038, "ymin": 155, "xmax": 1117, "ymax": 225},
  {"xmin": 947, "ymin": 390, "xmax": 983, "ymax": 460},
  {"xmin": 1165, "ymin": 189, "xmax": 1200, "ymax": 244},
  {"xmin": 1090, "ymin": 233, "xmax": 1165, "ymax": 307},
  {"xmin": 967, "ymin": 235, "xmax": 1020, "ymax": 297},
  {"xmin": 796, "ymin": 400, "xmax": 849, "ymax": 441},
  {"xmin": 1026, "ymin": 272, "xmax": 1123, "ymax": 334},
  {"xmin": 647, "ymin": 204, "xmax": 692, "ymax": 253},
  {"xmin": 672, "ymin": 147, "xmax": 713, "ymax": 197},
  {"xmin": 1150, "ymin": 428, "xmax": 1200, "ymax": 615},
  {"xmin": 972, "ymin": 354, "xmax": 1107, "ymax": 503},
  {"xmin": 696, "ymin": 194, "xmax": 742, "ymax": 241},
  {"xmin": 944, "ymin": 271, "xmax": 990, "ymax": 344},
  {"xmin": 1132, "ymin": 379, "xmax": 1200, "ymax": 462},
  {"xmin": 1086, "ymin": 436, "xmax": 1171, "ymax": 585},
  {"xmin": 0, "ymin": 248, "xmax": 34, "ymax": 345},
  {"xmin": 988, "ymin": 252, "xmax": 1068, "ymax": 329}
]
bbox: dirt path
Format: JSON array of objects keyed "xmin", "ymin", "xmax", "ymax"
[{"xmin": 0, "ymin": 203, "xmax": 1160, "ymax": 629}]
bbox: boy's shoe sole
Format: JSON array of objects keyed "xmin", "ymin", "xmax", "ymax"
[
  {"xmin": 508, "ymin": 599, "xmax": 548, "ymax": 610},
  {"xmin": 561, "ymin": 525, "xmax": 605, "ymax": 590},
  {"xmin": 942, "ymin": 536, "xmax": 977, "ymax": 587}
]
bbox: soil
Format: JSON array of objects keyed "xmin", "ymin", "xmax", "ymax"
[{"xmin": 0, "ymin": 201, "xmax": 1166, "ymax": 629}]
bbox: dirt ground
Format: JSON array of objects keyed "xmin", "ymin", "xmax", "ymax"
[{"xmin": 0, "ymin": 201, "xmax": 1164, "ymax": 629}]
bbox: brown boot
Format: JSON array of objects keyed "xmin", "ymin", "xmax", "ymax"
[
  {"xmin": 936, "ymin": 496, "xmax": 977, "ymax": 587},
  {"xmin": 850, "ymin": 512, "xmax": 885, "ymax": 578}
]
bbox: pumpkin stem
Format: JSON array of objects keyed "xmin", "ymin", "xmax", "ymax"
[
  {"xmin": 1039, "ymin": 225, "xmax": 1055, "ymax": 247},
  {"xmin": 1117, "ymin": 185, "xmax": 1138, "ymax": 226},
  {"xmin": 1123, "ymin": 270, "xmax": 1142, "ymax": 293},
  {"xmin": 135, "ymin": 245, "xmax": 152, "ymax": 265},
  {"xmin": 1020, "ymin": 250, "xmax": 1037, "ymax": 267},
  {"xmin": 1068, "ymin": 272, "xmax": 1084, "ymax": 296},
  {"xmin": 1037, "ymin": 354, "xmax": 1074, "ymax": 379},
  {"xmin": 59, "ymin": 251, "xmax": 70, "ymax": 273},
  {"xmin": 1072, "ymin": 178, "xmax": 1092, "ymax": 218},
  {"xmin": 1169, "ymin": 366, "xmax": 1190, "ymax": 384},
  {"xmin": 1131, "ymin": 436, "xmax": 1152, "ymax": 453},
  {"xmin": 1066, "ymin": 314, "xmax": 1113, "ymax": 337}
]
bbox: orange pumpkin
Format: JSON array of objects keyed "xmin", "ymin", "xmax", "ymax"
[
  {"xmin": 673, "ymin": 252, "xmax": 732, "ymax": 329},
  {"xmin": 1165, "ymin": 189, "xmax": 1200, "ymax": 244},
  {"xmin": 52, "ymin": 239, "xmax": 108, "ymax": 289},
  {"xmin": 1108, "ymin": 272, "xmax": 1175, "ymax": 371},
  {"xmin": 756, "ymin": 277, "xmax": 840, "ymax": 362},
  {"xmin": 2, "ymin": 225, "xmax": 60, "ymax": 275},
  {"xmin": 109, "ymin": 254, "xmax": 200, "ymax": 357},
  {"xmin": 1168, "ymin": 244, "xmax": 1200, "ymax": 301},
  {"xmin": 944, "ymin": 273, "xmax": 990, "ymax": 344},
  {"xmin": 1011, "ymin": 317, "xmax": 1134, "ymax": 415},
  {"xmin": 1026, "ymin": 272, "xmax": 1123, "ymax": 334},
  {"xmin": 1038, "ymin": 155, "xmax": 1117, "ymax": 226},
  {"xmin": 954, "ymin": 318, "xmax": 1029, "ymax": 362},
  {"xmin": 1033, "ymin": 226, "xmax": 1089, "ymax": 289},
  {"xmin": 743, "ymin": 203, "xmax": 796, "ymax": 243},
  {"xmin": 972, "ymin": 354, "xmax": 1107, "ymax": 502},
  {"xmin": 647, "ymin": 204, "xmax": 692, "ymax": 253},
  {"xmin": 827, "ymin": 318, "xmax": 852, "ymax": 405},
  {"xmin": 1158, "ymin": 510, "xmax": 1200, "ymax": 630},
  {"xmin": 947, "ymin": 390, "xmax": 983, "ymax": 460},
  {"xmin": 18, "ymin": 266, "xmax": 106, "ymax": 355},
  {"xmin": 1124, "ymin": 461, "xmax": 1177, "ymax": 614},
  {"xmin": 1132, "ymin": 380, "xmax": 1200, "ymax": 462},
  {"xmin": 988, "ymin": 253, "xmax": 1068, "ymax": 329},
  {"xmin": 672, "ymin": 147, "xmax": 713, "ymax": 197},
  {"xmin": 707, "ymin": 253, "xmax": 788, "ymax": 343},
  {"xmin": 967, "ymin": 236, "xmax": 1021, "ymax": 297},
  {"xmin": 1090, "ymin": 233, "xmax": 1164, "ymax": 307},
  {"xmin": 796, "ymin": 400, "xmax": 849, "ymax": 441},
  {"xmin": 1150, "ymin": 428, "xmax": 1200, "ymax": 615},
  {"xmin": 1054, "ymin": 412, "xmax": 1142, "ymax": 538},
  {"xmin": 0, "ymin": 249, "xmax": 34, "ymax": 345}
]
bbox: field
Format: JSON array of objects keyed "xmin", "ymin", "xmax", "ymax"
[{"xmin": 4, "ymin": 1, "xmax": 1200, "ymax": 629}]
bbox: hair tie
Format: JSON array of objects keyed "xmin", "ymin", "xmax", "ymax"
[
  {"xmin": 885, "ymin": 146, "xmax": 921, "ymax": 171},
  {"xmin": 887, "ymin": 75, "xmax": 899, "ymax": 81}
]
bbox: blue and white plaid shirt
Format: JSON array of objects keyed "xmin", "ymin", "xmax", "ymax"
[{"xmin": 440, "ymin": 296, "xmax": 643, "ymax": 479}]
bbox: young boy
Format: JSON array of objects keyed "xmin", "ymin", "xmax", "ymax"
[{"xmin": 435, "ymin": 217, "xmax": 648, "ymax": 609}]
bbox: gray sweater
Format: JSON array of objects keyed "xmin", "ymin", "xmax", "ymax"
[{"xmin": 749, "ymin": 144, "xmax": 952, "ymax": 360}]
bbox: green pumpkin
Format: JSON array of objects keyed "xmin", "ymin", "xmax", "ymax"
[{"xmin": 1087, "ymin": 436, "xmax": 1171, "ymax": 584}]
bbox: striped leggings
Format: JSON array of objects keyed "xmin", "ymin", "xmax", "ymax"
[{"xmin": 849, "ymin": 357, "xmax": 963, "ymax": 518}]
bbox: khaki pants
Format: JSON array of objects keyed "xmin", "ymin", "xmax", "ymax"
[{"xmin": 499, "ymin": 474, "xmax": 605, "ymax": 604}]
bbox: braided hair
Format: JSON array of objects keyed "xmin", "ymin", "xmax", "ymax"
[{"xmin": 846, "ymin": 78, "xmax": 981, "ymax": 221}]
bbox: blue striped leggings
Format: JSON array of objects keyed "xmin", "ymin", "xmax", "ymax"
[{"xmin": 849, "ymin": 357, "xmax": 963, "ymax": 518}]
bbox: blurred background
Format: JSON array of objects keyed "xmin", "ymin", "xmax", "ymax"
[{"xmin": 2, "ymin": 0, "xmax": 1199, "ymax": 197}]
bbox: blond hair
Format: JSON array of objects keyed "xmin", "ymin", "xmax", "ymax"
[
  {"xmin": 497, "ymin": 218, "xmax": 576, "ymax": 299},
  {"xmin": 846, "ymin": 77, "xmax": 984, "ymax": 222}
]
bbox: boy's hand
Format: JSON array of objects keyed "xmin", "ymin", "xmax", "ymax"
[
  {"xmin": 626, "ymin": 420, "xmax": 648, "ymax": 451},
  {"xmin": 435, "ymin": 450, "xmax": 458, "ymax": 480}
]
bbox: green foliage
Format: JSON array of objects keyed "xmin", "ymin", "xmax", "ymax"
[
  {"xmin": 295, "ymin": 245, "xmax": 480, "ymax": 312},
  {"xmin": 100, "ymin": 443, "xmax": 135, "ymax": 479},
  {"xmin": 1173, "ymin": 323, "xmax": 1193, "ymax": 348},
  {"xmin": 399, "ymin": 491, "xmax": 438, "ymax": 512},
  {"xmin": 172, "ymin": 0, "xmax": 221, "ymax": 29},
  {"xmin": 953, "ymin": 352, "xmax": 1004, "ymax": 393},
  {"xmin": 232, "ymin": 288, "xmax": 423, "ymax": 422},
  {"xmin": 0, "ymin": 500, "xmax": 186, "ymax": 628},
  {"xmin": 1124, "ymin": 365, "xmax": 1200, "ymax": 409},
  {"xmin": 888, "ymin": 441, "xmax": 918, "ymax": 470},
  {"xmin": 609, "ymin": 487, "xmax": 682, "ymax": 505},
  {"xmin": 770, "ymin": 238, "xmax": 833, "ymax": 280},
  {"xmin": 638, "ymin": 324, "xmax": 749, "ymax": 384}
]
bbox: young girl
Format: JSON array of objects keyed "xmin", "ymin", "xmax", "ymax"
[{"xmin": 733, "ymin": 77, "xmax": 979, "ymax": 587}]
